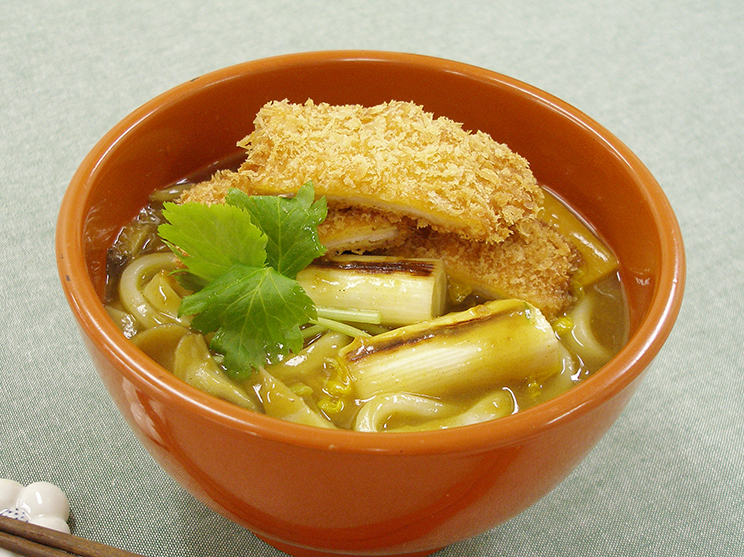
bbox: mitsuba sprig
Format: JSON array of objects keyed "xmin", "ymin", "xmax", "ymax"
[{"xmin": 158, "ymin": 182, "xmax": 328, "ymax": 379}]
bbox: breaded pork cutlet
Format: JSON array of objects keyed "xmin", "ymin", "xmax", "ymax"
[
  {"xmin": 180, "ymin": 168, "xmax": 237, "ymax": 206},
  {"xmin": 318, "ymin": 208, "xmax": 415, "ymax": 256},
  {"xmin": 382, "ymin": 219, "xmax": 582, "ymax": 320},
  {"xmin": 226, "ymin": 99, "xmax": 542, "ymax": 243},
  {"xmin": 181, "ymin": 169, "xmax": 416, "ymax": 255}
]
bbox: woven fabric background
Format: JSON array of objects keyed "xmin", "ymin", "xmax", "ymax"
[{"xmin": 1, "ymin": 1, "xmax": 742, "ymax": 556}]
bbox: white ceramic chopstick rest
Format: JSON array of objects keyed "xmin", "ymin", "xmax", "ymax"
[{"xmin": 0, "ymin": 479, "xmax": 71, "ymax": 557}]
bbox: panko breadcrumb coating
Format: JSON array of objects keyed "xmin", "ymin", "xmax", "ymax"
[
  {"xmin": 231, "ymin": 99, "xmax": 542, "ymax": 243},
  {"xmin": 180, "ymin": 169, "xmax": 238, "ymax": 206},
  {"xmin": 383, "ymin": 220, "xmax": 582, "ymax": 319}
]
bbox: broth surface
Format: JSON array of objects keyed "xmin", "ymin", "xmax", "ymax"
[{"xmin": 104, "ymin": 159, "xmax": 629, "ymax": 432}]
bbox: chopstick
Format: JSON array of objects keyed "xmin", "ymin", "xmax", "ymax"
[{"xmin": 0, "ymin": 515, "xmax": 145, "ymax": 557}]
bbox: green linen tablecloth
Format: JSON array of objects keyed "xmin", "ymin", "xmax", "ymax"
[{"xmin": 1, "ymin": 1, "xmax": 742, "ymax": 556}]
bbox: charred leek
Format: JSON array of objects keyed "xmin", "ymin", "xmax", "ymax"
[
  {"xmin": 542, "ymin": 191, "xmax": 618, "ymax": 288},
  {"xmin": 257, "ymin": 368, "xmax": 337, "ymax": 429},
  {"xmin": 172, "ymin": 333, "xmax": 258, "ymax": 410},
  {"xmin": 338, "ymin": 299, "xmax": 564, "ymax": 400},
  {"xmin": 296, "ymin": 255, "xmax": 448, "ymax": 327}
]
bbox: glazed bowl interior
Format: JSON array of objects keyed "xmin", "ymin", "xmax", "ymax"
[{"xmin": 56, "ymin": 50, "xmax": 684, "ymax": 555}]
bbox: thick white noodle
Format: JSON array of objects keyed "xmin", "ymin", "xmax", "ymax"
[
  {"xmin": 118, "ymin": 252, "xmax": 185, "ymax": 329},
  {"xmin": 564, "ymin": 294, "xmax": 613, "ymax": 369},
  {"xmin": 354, "ymin": 393, "xmax": 448, "ymax": 432},
  {"xmin": 354, "ymin": 389, "xmax": 515, "ymax": 432}
]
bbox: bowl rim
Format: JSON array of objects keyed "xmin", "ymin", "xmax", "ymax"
[{"xmin": 56, "ymin": 50, "xmax": 686, "ymax": 456}]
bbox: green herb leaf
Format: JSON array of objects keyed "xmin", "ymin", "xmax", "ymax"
[
  {"xmin": 159, "ymin": 202, "xmax": 266, "ymax": 287},
  {"xmin": 180, "ymin": 264, "xmax": 316, "ymax": 379},
  {"xmin": 157, "ymin": 183, "xmax": 327, "ymax": 378},
  {"xmin": 226, "ymin": 181, "xmax": 327, "ymax": 278}
]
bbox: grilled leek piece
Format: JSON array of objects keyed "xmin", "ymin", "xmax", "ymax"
[
  {"xmin": 262, "ymin": 331, "xmax": 353, "ymax": 385},
  {"xmin": 131, "ymin": 323, "xmax": 190, "ymax": 371},
  {"xmin": 296, "ymin": 255, "xmax": 448, "ymax": 327},
  {"xmin": 541, "ymin": 190, "xmax": 618, "ymax": 288},
  {"xmin": 173, "ymin": 333, "xmax": 258, "ymax": 411},
  {"xmin": 338, "ymin": 299, "xmax": 564, "ymax": 400},
  {"xmin": 257, "ymin": 368, "xmax": 337, "ymax": 429}
]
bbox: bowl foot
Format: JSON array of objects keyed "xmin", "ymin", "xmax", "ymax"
[{"xmin": 256, "ymin": 534, "xmax": 443, "ymax": 557}]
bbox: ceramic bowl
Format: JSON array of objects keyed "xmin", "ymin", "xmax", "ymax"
[{"xmin": 56, "ymin": 51, "xmax": 685, "ymax": 557}]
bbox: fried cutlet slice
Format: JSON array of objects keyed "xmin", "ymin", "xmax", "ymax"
[
  {"xmin": 180, "ymin": 169, "xmax": 415, "ymax": 255},
  {"xmin": 180, "ymin": 169, "xmax": 238, "ymax": 205},
  {"xmin": 229, "ymin": 99, "xmax": 542, "ymax": 243},
  {"xmin": 382, "ymin": 219, "xmax": 582, "ymax": 320},
  {"xmin": 318, "ymin": 208, "xmax": 415, "ymax": 255}
]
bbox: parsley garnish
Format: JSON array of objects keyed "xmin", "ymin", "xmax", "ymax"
[{"xmin": 158, "ymin": 182, "xmax": 327, "ymax": 379}]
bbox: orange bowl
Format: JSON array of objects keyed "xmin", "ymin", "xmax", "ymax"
[{"xmin": 56, "ymin": 51, "xmax": 684, "ymax": 557}]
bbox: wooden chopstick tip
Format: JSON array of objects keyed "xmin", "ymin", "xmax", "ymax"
[{"xmin": 0, "ymin": 515, "xmax": 146, "ymax": 557}]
